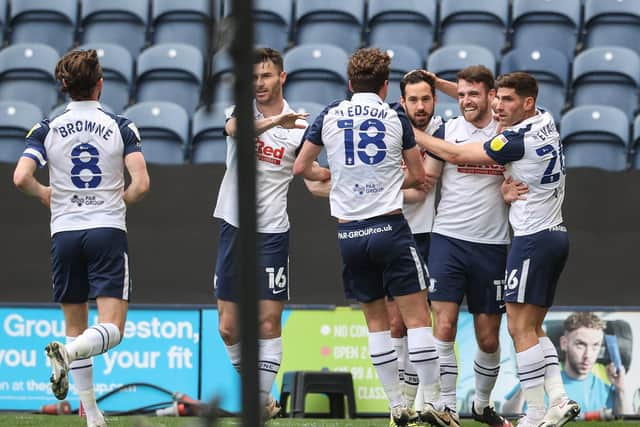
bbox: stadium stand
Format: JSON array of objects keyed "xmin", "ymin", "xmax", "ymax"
[
  {"xmin": 380, "ymin": 45, "xmax": 424, "ymax": 103},
  {"xmin": 426, "ymin": 44, "xmax": 496, "ymax": 82},
  {"xmin": 500, "ymin": 47, "xmax": 569, "ymax": 123},
  {"xmin": 224, "ymin": 0, "xmax": 292, "ymax": 53},
  {"xmin": 632, "ymin": 115, "xmax": 640, "ymax": 169},
  {"xmin": 0, "ymin": 43, "xmax": 60, "ymax": 115},
  {"xmin": 8, "ymin": 0, "xmax": 78, "ymax": 55},
  {"xmin": 583, "ymin": 0, "xmax": 640, "ymax": 58},
  {"xmin": 435, "ymin": 101, "xmax": 459, "ymax": 120},
  {"xmin": 290, "ymin": 101, "xmax": 325, "ymax": 122},
  {"xmin": 438, "ymin": 0, "xmax": 509, "ymax": 58},
  {"xmin": 366, "ymin": 0, "xmax": 437, "ymax": 59},
  {"xmin": 191, "ymin": 103, "xmax": 230, "ymax": 164},
  {"xmin": 210, "ymin": 48, "xmax": 234, "ymax": 104},
  {"xmin": 77, "ymin": 43, "xmax": 133, "ymax": 113},
  {"xmin": 570, "ymin": 46, "xmax": 640, "ymax": 121},
  {"xmin": 509, "ymin": 0, "xmax": 581, "ymax": 60},
  {"xmin": 0, "ymin": 0, "xmax": 5, "ymax": 42},
  {"xmin": 151, "ymin": 0, "xmax": 212, "ymax": 57},
  {"xmin": 0, "ymin": 100, "xmax": 42, "ymax": 163},
  {"xmin": 283, "ymin": 44, "xmax": 349, "ymax": 105},
  {"xmin": 123, "ymin": 101, "xmax": 190, "ymax": 164},
  {"xmin": 48, "ymin": 101, "xmax": 113, "ymax": 119},
  {"xmin": 561, "ymin": 105, "xmax": 630, "ymax": 172},
  {"xmin": 293, "ymin": 0, "xmax": 364, "ymax": 54},
  {"xmin": 135, "ymin": 43, "xmax": 204, "ymax": 115},
  {"xmin": 79, "ymin": 0, "xmax": 149, "ymax": 58}
]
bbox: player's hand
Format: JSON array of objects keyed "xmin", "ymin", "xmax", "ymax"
[
  {"xmin": 40, "ymin": 186, "xmax": 51, "ymax": 208},
  {"xmin": 421, "ymin": 173, "xmax": 438, "ymax": 192},
  {"xmin": 273, "ymin": 112, "xmax": 309, "ymax": 129},
  {"xmin": 607, "ymin": 362, "xmax": 626, "ymax": 390},
  {"xmin": 502, "ymin": 176, "xmax": 528, "ymax": 203}
]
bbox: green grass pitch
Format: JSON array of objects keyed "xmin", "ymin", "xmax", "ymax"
[{"xmin": 0, "ymin": 415, "xmax": 639, "ymax": 426}]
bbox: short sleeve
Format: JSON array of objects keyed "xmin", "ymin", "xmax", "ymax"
[
  {"xmin": 303, "ymin": 100, "xmax": 341, "ymax": 146},
  {"xmin": 484, "ymin": 127, "xmax": 526, "ymax": 165},
  {"xmin": 117, "ymin": 118, "xmax": 142, "ymax": 156},
  {"xmin": 426, "ymin": 122, "xmax": 445, "ymax": 161},
  {"xmin": 22, "ymin": 120, "xmax": 50, "ymax": 168}
]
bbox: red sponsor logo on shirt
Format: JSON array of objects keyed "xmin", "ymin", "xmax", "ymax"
[
  {"xmin": 457, "ymin": 163, "xmax": 505, "ymax": 175},
  {"xmin": 256, "ymin": 138, "xmax": 284, "ymax": 165}
]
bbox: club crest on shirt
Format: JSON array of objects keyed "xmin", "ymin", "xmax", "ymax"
[{"xmin": 490, "ymin": 134, "xmax": 508, "ymax": 151}]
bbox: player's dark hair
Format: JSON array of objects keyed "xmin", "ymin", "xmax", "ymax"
[
  {"xmin": 496, "ymin": 72, "xmax": 538, "ymax": 100},
  {"xmin": 348, "ymin": 48, "xmax": 390, "ymax": 93},
  {"xmin": 400, "ymin": 70, "xmax": 436, "ymax": 98},
  {"xmin": 456, "ymin": 65, "xmax": 495, "ymax": 93},
  {"xmin": 55, "ymin": 49, "xmax": 103, "ymax": 100},
  {"xmin": 564, "ymin": 312, "xmax": 605, "ymax": 333},
  {"xmin": 254, "ymin": 47, "xmax": 283, "ymax": 72}
]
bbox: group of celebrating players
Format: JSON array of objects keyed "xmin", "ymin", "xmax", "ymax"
[{"xmin": 14, "ymin": 45, "xmax": 580, "ymax": 427}]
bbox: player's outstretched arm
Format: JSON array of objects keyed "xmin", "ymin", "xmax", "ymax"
[
  {"xmin": 123, "ymin": 152, "xmax": 150, "ymax": 204},
  {"xmin": 413, "ymin": 131, "xmax": 494, "ymax": 165},
  {"xmin": 13, "ymin": 157, "xmax": 51, "ymax": 208},
  {"xmin": 226, "ymin": 112, "xmax": 310, "ymax": 138}
]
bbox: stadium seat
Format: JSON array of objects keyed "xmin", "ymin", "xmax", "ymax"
[
  {"xmin": 8, "ymin": 0, "xmax": 78, "ymax": 55},
  {"xmin": 560, "ymin": 105, "xmax": 629, "ymax": 171},
  {"xmin": 283, "ymin": 44, "xmax": 349, "ymax": 106},
  {"xmin": 438, "ymin": 0, "xmax": 509, "ymax": 58},
  {"xmin": 289, "ymin": 101, "xmax": 325, "ymax": 123},
  {"xmin": 435, "ymin": 101, "xmax": 459, "ymax": 120},
  {"xmin": 427, "ymin": 45, "xmax": 496, "ymax": 82},
  {"xmin": 123, "ymin": 101, "xmax": 189, "ymax": 164},
  {"xmin": 151, "ymin": 0, "xmax": 212, "ymax": 57},
  {"xmin": 293, "ymin": 0, "xmax": 364, "ymax": 54},
  {"xmin": 77, "ymin": 43, "xmax": 133, "ymax": 113},
  {"xmin": 80, "ymin": 0, "xmax": 149, "ymax": 58},
  {"xmin": 583, "ymin": 0, "xmax": 640, "ymax": 58},
  {"xmin": 367, "ymin": 0, "xmax": 437, "ymax": 58},
  {"xmin": 49, "ymin": 102, "xmax": 113, "ymax": 119},
  {"xmin": 190, "ymin": 103, "xmax": 231, "ymax": 164},
  {"xmin": 570, "ymin": 47, "xmax": 640, "ymax": 121},
  {"xmin": 0, "ymin": 44, "xmax": 60, "ymax": 115},
  {"xmin": 500, "ymin": 47, "xmax": 569, "ymax": 123},
  {"xmin": 0, "ymin": 100, "xmax": 42, "ymax": 163},
  {"xmin": 135, "ymin": 43, "xmax": 204, "ymax": 115},
  {"xmin": 210, "ymin": 49, "xmax": 234, "ymax": 104},
  {"xmin": 0, "ymin": 0, "xmax": 6, "ymax": 42},
  {"xmin": 510, "ymin": 0, "xmax": 581, "ymax": 60},
  {"xmin": 224, "ymin": 0, "xmax": 291, "ymax": 53},
  {"xmin": 379, "ymin": 45, "xmax": 424, "ymax": 103},
  {"xmin": 631, "ymin": 115, "xmax": 640, "ymax": 169}
]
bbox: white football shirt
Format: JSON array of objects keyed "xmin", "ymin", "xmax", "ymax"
[
  {"xmin": 432, "ymin": 117, "xmax": 511, "ymax": 244},
  {"xmin": 484, "ymin": 110, "xmax": 565, "ymax": 236},
  {"xmin": 214, "ymin": 100, "xmax": 305, "ymax": 233},
  {"xmin": 22, "ymin": 101, "xmax": 141, "ymax": 236},
  {"xmin": 304, "ymin": 92, "xmax": 416, "ymax": 221}
]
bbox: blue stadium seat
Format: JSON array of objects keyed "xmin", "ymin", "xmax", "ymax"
[
  {"xmin": 560, "ymin": 106, "xmax": 629, "ymax": 171},
  {"xmin": 77, "ymin": 43, "xmax": 133, "ymax": 113},
  {"xmin": 224, "ymin": 0, "xmax": 291, "ymax": 53},
  {"xmin": 0, "ymin": 100, "xmax": 42, "ymax": 163},
  {"xmin": 439, "ymin": 0, "xmax": 509, "ymax": 58},
  {"xmin": 210, "ymin": 49, "xmax": 234, "ymax": 104},
  {"xmin": 289, "ymin": 101, "xmax": 325, "ymax": 123},
  {"xmin": 583, "ymin": 0, "xmax": 640, "ymax": 58},
  {"xmin": 510, "ymin": 0, "xmax": 581, "ymax": 60},
  {"xmin": 632, "ymin": 115, "xmax": 640, "ymax": 169},
  {"xmin": 49, "ymin": 102, "xmax": 113, "ymax": 119},
  {"xmin": 500, "ymin": 47, "xmax": 569, "ymax": 123},
  {"xmin": 367, "ymin": 0, "xmax": 437, "ymax": 58},
  {"xmin": 0, "ymin": 44, "xmax": 59, "ymax": 115},
  {"xmin": 571, "ymin": 47, "xmax": 640, "ymax": 121},
  {"xmin": 80, "ymin": 0, "xmax": 149, "ymax": 58},
  {"xmin": 136, "ymin": 43, "xmax": 204, "ymax": 115},
  {"xmin": 0, "ymin": 0, "xmax": 6, "ymax": 43},
  {"xmin": 378, "ymin": 45, "xmax": 424, "ymax": 103},
  {"xmin": 123, "ymin": 101, "xmax": 189, "ymax": 164},
  {"xmin": 283, "ymin": 44, "xmax": 348, "ymax": 106},
  {"xmin": 151, "ymin": 0, "xmax": 212, "ymax": 56},
  {"xmin": 8, "ymin": 0, "xmax": 78, "ymax": 55},
  {"xmin": 190, "ymin": 103, "xmax": 231, "ymax": 164},
  {"xmin": 427, "ymin": 45, "xmax": 496, "ymax": 82},
  {"xmin": 435, "ymin": 101, "xmax": 459, "ymax": 120},
  {"xmin": 294, "ymin": 0, "xmax": 364, "ymax": 53}
]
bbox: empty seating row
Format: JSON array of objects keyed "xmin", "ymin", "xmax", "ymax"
[{"xmin": 0, "ymin": 0, "xmax": 213, "ymax": 56}]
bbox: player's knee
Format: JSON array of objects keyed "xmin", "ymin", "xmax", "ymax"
[
  {"xmin": 435, "ymin": 321, "xmax": 457, "ymax": 341},
  {"xmin": 218, "ymin": 323, "xmax": 237, "ymax": 345},
  {"xmin": 259, "ymin": 316, "xmax": 281, "ymax": 339},
  {"xmin": 477, "ymin": 335, "xmax": 500, "ymax": 353}
]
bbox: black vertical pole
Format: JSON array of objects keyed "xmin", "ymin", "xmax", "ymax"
[{"xmin": 230, "ymin": 0, "xmax": 260, "ymax": 426}]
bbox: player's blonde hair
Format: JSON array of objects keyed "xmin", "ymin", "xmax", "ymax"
[
  {"xmin": 348, "ymin": 48, "xmax": 390, "ymax": 93},
  {"xmin": 55, "ymin": 49, "xmax": 103, "ymax": 100}
]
